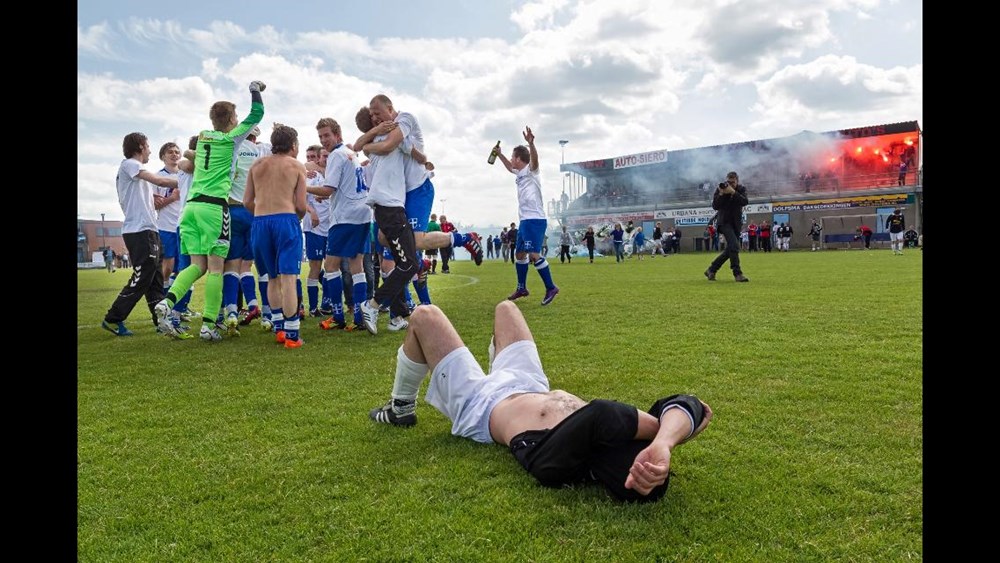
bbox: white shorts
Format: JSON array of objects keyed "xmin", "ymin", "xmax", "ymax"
[
  {"xmin": 424, "ymin": 340, "xmax": 550, "ymax": 443},
  {"xmin": 890, "ymin": 231, "xmax": 904, "ymax": 242}
]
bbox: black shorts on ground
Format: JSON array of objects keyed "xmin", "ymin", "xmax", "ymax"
[{"xmin": 508, "ymin": 394, "xmax": 704, "ymax": 502}]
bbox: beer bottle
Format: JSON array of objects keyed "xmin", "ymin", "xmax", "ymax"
[{"xmin": 487, "ymin": 141, "xmax": 501, "ymax": 165}]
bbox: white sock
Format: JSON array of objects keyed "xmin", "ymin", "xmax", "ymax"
[{"xmin": 391, "ymin": 345, "xmax": 428, "ymax": 401}]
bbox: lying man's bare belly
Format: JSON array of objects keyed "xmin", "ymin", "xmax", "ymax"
[{"xmin": 489, "ymin": 390, "xmax": 587, "ymax": 446}]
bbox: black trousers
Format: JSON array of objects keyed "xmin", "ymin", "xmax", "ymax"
[
  {"xmin": 708, "ymin": 223, "xmax": 743, "ymax": 275},
  {"xmin": 373, "ymin": 205, "xmax": 418, "ymax": 318},
  {"xmin": 104, "ymin": 230, "xmax": 165, "ymax": 325},
  {"xmin": 559, "ymin": 244, "xmax": 571, "ymax": 263},
  {"xmin": 440, "ymin": 245, "xmax": 452, "ymax": 272},
  {"xmin": 587, "ymin": 244, "xmax": 595, "ymax": 260}
]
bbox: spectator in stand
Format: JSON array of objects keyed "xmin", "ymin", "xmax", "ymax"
[
  {"xmin": 758, "ymin": 221, "xmax": 772, "ymax": 253},
  {"xmin": 897, "ymin": 160, "xmax": 908, "ymax": 186},
  {"xmin": 610, "ymin": 222, "xmax": 625, "ymax": 263},
  {"xmin": 439, "ymin": 214, "xmax": 455, "ymax": 273},
  {"xmin": 651, "ymin": 221, "xmax": 665, "ymax": 257},
  {"xmin": 747, "ymin": 221, "xmax": 758, "ymax": 252},
  {"xmin": 582, "ymin": 226, "xmax": 596, "ymax": 263},
  {"xmin": 808, "ymin": 219, "xmax": 822, "ymax": 251},
  {"xmin": 857, "ymin": 224, "xmax": 873, "ymax": 249},
  {"xmin": 903, "ymin": 225, "xmax": 919, "ymax": 248}
]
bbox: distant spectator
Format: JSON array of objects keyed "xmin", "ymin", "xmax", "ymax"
[
  {"xmin": 808, "ymin": 219, "xmax": 822, "ymax": 251},
  {"xmin": 885, "ymin": 207, "xmax": 906, "ymax": 255},
  {"xmin": 426, "ymin": 213, "xmax": 442, "ymax": 274},
  {"xmin": 611, "ymin": 222, "xmax": 625, "ymax": 263},
  {"xmin": 507, "ymin": 222, "xmax": 518, "ymax": 264},
  {"xmin": 747, "ymin": 221, "xmax": 758, "ymax": 252},
  {"xmin": 903, "ymin": 225, "xmax": 919, "ymax": 248},
  {"xmin": 857, "ymin": 224, "xmax": 873, "ymax": 249},
  {"xmin": 708, "ymin": 221, "xmax": 719, "ymax": 251},
  {"xmin": 632, "ymin": 226, "xmax": 646, "ymax": 260},
  {"xmin": 670, "ymin": 227, "xmax": 682, "ymax": 254},
  {"xmin": 775, "ymin": 222, "xmax": 792, "ymax": 252},
  {"xmin": 558, "ymin": 225, "xmax": 575, "ymax": 264},
  {"xmin": 499, "ymin": 227, "xmax": 509, "ymax": 262},
  {"xmin": 758, "ymin": 221, "xmax": 771, "ymax": 253},
  {"xmin": 439, "ymin": 214, "xmax": 455, "ymax": 273},
  {"xmin": 582, "ymin": 226, "xmax": 596, "ymax": 263},
  {"xmin": 651, "ymin": 221, "xmax": 665, "ymax": 257}
]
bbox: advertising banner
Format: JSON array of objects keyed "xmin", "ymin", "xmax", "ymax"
[
  {"xmin": 772, "ymin": 194, "xmax": 909, "ymax": 212},
  {"xmin": 612, "ymin": 149, "xmax": 668, "ymax": 170}
]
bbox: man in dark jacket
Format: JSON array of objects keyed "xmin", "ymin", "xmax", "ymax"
[{"xmin": 704, "ymin": 171, "xmax": 749, "ymax": 282}]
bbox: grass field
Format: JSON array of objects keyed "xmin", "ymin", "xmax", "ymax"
[{"xmin": 77, "ymin": 248, "xmax": 922, "ymax": 562}]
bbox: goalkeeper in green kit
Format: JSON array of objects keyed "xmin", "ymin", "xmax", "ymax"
[{"xmin": 155, "ymin": 80, "xmax": 266, "ymax": 341}]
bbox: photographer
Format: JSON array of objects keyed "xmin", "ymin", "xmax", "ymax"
[{"xmin": 704, "ymin": 171, "xmax": 750, "ymax": 282}]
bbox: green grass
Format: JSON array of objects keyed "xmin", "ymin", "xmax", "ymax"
[{"xmin": 78, "ymin": 248, "xmax": 922, "ymax": 562}]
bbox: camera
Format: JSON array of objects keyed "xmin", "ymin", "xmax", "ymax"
[{"xmin": 719, "ymin": 182, "xmax": 727, "ymax": 189}]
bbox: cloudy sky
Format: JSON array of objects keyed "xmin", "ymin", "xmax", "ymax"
[{"xmin": 78, "ymin": 0, "xmax": 922, "ymax": 230}]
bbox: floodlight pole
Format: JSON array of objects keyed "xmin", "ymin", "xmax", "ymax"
[{"xmin": 559, "ymin": 140, "xmax": 569, "ymax": 203}]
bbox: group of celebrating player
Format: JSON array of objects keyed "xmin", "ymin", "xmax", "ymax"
[{"xmin": 104, "ymin": 81, "xmax": 559, "ymax": 348}]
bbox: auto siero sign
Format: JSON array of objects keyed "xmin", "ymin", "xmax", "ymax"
[{"xmin": 613, "ymin": 149, "xmax": 667, "ymax": 169}]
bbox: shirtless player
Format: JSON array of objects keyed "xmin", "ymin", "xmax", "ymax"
[
  {"xmin": 368, "ymin": 300, "xmax": 712, "ymax": 502},
  {"xmin": 244, "ymin": 124, "xmax": 309, "ymax": 348}
]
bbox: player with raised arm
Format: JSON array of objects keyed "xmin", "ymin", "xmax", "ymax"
[
  {"xmin": 492, "ymin": 126, "xmax": 559, "ymax": 306},
  {"xmin": 154, "ymin": 80, "xmax": 266, "ymax": 342}
]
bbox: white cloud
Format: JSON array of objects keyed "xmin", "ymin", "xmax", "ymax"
[
  {"xmin": 77, "ymin": 0, "xmax": 920, "ymax": 228},
  {"xmin": 511, "ymin": 0, "xmax": 571, "ymax": 33},
  {"xmin": 78, "ymin": 22, "xmax": 121, "ymax": 60},
  {"xmin": 751, "ymin": 55, "xmax": 921, "ymax": 130}
]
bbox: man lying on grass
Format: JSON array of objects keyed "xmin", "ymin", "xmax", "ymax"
[{"xmin": 369, "ymin": 301, "xmax": 713, "ymax": 502}]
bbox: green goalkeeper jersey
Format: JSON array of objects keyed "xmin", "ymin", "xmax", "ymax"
[{"xmin": 189, "ymin": 99, "xmax": 264, "ymax": 200}]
